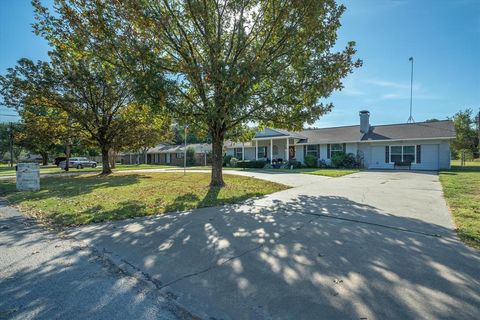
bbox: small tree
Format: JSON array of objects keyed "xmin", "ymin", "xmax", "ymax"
[
  {"xmin": 14, "ymin": 105, "xmax": 69, "ymax": 165},
  {"xmin": 186, "ymin": 147, "xmax": 196, "ymax": 166},
  {"xmin": 451, "ymin": 109, "xmax": 478, "ymax": 156}
]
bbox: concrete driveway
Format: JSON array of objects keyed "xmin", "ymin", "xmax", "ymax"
[{"xmin": 63, "ymin": 170, "xmax": 480, "ymax": 319}]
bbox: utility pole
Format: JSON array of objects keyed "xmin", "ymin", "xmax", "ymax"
[
  {"xmin": 8, "ymin": 122, "xmax": 14, "ymax": 168},
  {"xmin": 407, "ymin": 57, "xmax": 415, "ymax": 123}
]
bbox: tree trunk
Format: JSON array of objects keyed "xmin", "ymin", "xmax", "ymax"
[
  {"xmin": 40, "ymin": 152, "xmax": 49, "ymax": 166},
  {"xmin": 210, "ymin": 129, "xmax": 225, "ymax": 187},
  {"xmin": 109, "ymin": 149, "xmax": 117, "ymax": 169},
  {"xmin": 101, "ymin": 146, "xmax": 112, "ymax": 175}
]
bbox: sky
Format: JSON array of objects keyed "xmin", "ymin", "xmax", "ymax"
[{"xmin": 0, "ymin": 0, "xmax": 479, "ymax": 127}]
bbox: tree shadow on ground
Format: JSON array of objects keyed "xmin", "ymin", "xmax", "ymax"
[
  {"xmin": 0, "ymin": 206, "xmax": 182, "ymax": 320},
  {"xmin": 62, "ymin": 194, "xmax": 480, "ymax": 320}
]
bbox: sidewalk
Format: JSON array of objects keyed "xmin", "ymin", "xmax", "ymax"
[{"xmin": 0, "ymin": 200, "xmax": 189, "ymax": 320}]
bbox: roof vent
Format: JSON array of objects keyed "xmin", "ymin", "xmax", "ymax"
[{"xmin": 359, "ymin": 110, "xmax": 370, "ymax": 134}]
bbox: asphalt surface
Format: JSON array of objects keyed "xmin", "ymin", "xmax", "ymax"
[
  {"xmin": 67, "ymin": 170, "xmax": 480, "ymax": 319},
  {"xmin": 0, "ymin": 201, "xmax": 195, "ymax": 320}
]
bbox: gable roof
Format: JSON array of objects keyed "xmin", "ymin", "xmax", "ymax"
[
  {"xmin": 254, "ymin": 128, "xmax": 305, "ymax": 139},
  {"xmin": 295, "ymin": 120, "xmax": 455, "ymax": 144},
  {"xmin": 146, "ymin": 143, "xmax": 211, "ymax": 154}
]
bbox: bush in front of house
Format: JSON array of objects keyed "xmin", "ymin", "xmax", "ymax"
[
  {"xmin": 237, "ymin": 160, "xmax": 267, "ymax": 168},
  {"xmin": 263, "ymin": 163, "xmax": 273, "ymax": 169},
  {"xmin": 317, "ymin": 159, "xmax": 328, "ymax": 168},
  {"xmin": 230, "ymin": 157, "xmax": 239, "ymax": 167},
  {"xmin": 331, "ymin": 152, "xmax": 359, "ymax": 168},
  {"xmin": 223, "ymin": 154, "xmax": 233, "ymax": 167},
  {"xmin": 280, "ymin": 159, "xmax": 302, "ymax": 169},
  {"xmin": 186, "ymin": 147, "xmax": 196, "ymax": 166},
  {"xmin": 304, "ymin": 155, "xmax": 317, "ymax": 168}
]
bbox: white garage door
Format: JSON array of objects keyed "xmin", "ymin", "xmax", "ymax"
[{"xmin": 415, "ymin": 144, "xmax": 439, "ymax": 170}]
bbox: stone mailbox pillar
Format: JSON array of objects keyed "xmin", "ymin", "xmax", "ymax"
[{"xmin": 16, "ymin": 163, "xmax": 40, "ymax": 191}]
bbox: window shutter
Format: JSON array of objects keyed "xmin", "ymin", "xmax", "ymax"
[
  {"xmin": 385, "ymin": 146, "xmax": 390, "ymax": 163},
  {"xmin": 416, "ymin": 145, "xmax": 421, "ymax": 163},
  {"xmin": 343, "ymin": 143, "xmax": 347, "ymax": 154},
  {"xmin": 327, "ymin": 144, "xmax": 331, "ymax": 159},
  {"xmin": 317, "ymin": 144, "xmax": 320, "ymax": 158},
  {"xmin": 303, "ymin": 145, "xmax": 306, "ymax": 157}
]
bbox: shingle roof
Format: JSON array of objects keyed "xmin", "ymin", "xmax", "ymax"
[
  {"xmin": 254, "ymin": 128, "xmax": 305, "ymax": 139},
  {"xmin": 294, "ymin": 120, "xmax": 455, "ymax": 144},
  {"xmin": 146, "ymin": 143, "xmax": 211, "ymax": 154}
]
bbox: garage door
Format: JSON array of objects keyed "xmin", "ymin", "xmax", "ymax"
[{"xmin": 415, "ymin": 144, "xmax": 439, "ymax": 170}]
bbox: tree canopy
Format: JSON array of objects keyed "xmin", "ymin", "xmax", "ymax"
[{"xmin": 32, "ymin": 0, "xmax": 361, "ymax": 186}]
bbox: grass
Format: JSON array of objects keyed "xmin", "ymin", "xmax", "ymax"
[
  {"xmin": 439, "ymin": 159, "xmax": 480, "ymax": 249},
  {"xmin": 184, "ymin": 166, "xmax": 358, "ymax": 177},
  {"xmin": 272, "ymin": 168, "xmax": 359, "ymax": 177},
  {"xmin": 0, "ymin": 163, "xmax": 176, "ymax": 177},
  {"xmin": 0, "ymin": 172, "xmax": 287, "ymax": 227}
]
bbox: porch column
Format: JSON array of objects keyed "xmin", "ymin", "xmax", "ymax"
[
  {"xmin": 255, "ymin": 140, "xmax": 258, "ymax": 160},
  {"xmin": 286, "ymin": 138, "xmax": 289, "ymax": 161},
  {"xmin": 270, "ymin": 139, "xmax": 273, "ymax": 164},
  {"xmin": 242, "ymin": 143, "xmax": 245, "ymax": 161}
]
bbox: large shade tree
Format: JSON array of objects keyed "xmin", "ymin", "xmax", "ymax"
[{"xmin": 33, "ymin": 0, "xmax": 361, "ymax": 186}]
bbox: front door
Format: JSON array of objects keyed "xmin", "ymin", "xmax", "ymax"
[
  {"xmin": 288, "ymin": 146, "xmax": 295, "ymax": 160},
  {"xmin": 165, "ymin": 153, "xmax": 171, "ymax": 164}
]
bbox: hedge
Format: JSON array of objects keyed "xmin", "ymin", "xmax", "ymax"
[{"xmin": 237, "ymin": 160, "xmax": 267, "ymax": 168}]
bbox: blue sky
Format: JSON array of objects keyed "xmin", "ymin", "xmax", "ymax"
[{"xmin": 1, "ymin": 0, "xmax": 479, "ymax": 126}]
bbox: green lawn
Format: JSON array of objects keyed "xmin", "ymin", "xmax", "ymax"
[
  {"xmin": 185, "ymin": 166, "xmax": 358, "ymax": 177},
  {"xmin": 0, "ymin": 163, "xmax": 176, "ymax": 177},
  {"xmin": 272, "ymin": 168, "xmax": 359, "ymax": 177},
  {"xmin": 0, "ymin": 172, "xmax": 287, "ymax": 227},
  {"xmin": 440, "ymin": 160, "xmax": 480, "ymax": 249}
]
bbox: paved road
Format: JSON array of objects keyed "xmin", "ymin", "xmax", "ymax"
[
  {"xmin": 0, "ymin": 201, "xmax": 195, "ymax": 320},
  {"xmin": 64, "ymin": 170, "xmax": 480, "ymax": 319}
]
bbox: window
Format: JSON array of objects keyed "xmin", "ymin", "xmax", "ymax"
[
  {"xmin": 176, "ymin": 152, "xmax": 184, "ymax": 159},
  {"xmin": 257, "ymin": 146, "xmax": 267, "ymax": 159},
  {"xmin": 234, "ymin": 148, "xmax": 243, "ymax": 160},
  {"xmin": 331, "ymin": 144, "xmax": 344, "ymax": 158},
  {"xmin": 389, "ymin": 145, "xmax": 416, "ymax": 163},
  {"xmin": 306, "ymin": 145, "xmax": 319, "ymax": 158}
]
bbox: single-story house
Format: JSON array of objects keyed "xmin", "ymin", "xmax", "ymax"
[
  {"xmin": 117, "ymin": 143, "xmax": 212, "ymax": 166},
  {"xmin": 225, "ymin": 111, "xmax": 455, "ymax": 170}
]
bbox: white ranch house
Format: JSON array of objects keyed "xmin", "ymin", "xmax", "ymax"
[{"xmin": 225, "ymin": 111, "xmax": 455, "ymax": 170}]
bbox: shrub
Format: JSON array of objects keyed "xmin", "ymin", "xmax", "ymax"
[
  {"xmin": 317, "ymin": 159, "xmax": 328, "ymax": 168},
  {"xmin": 237, "ymin": 160, "xmax": 267, "ymax": 168},
  {"xmin": 342, "ymin": 153, "xmax": 360, "ymax": 168},
  {"xmin": 331, "ymin": 152, "xmax": 347, "ymax": 168},
  {"xmin": 332, "ymin": 152, "xmax": 359, "ymax": 168},
  {"xmin": 223, "ymin": 154, "xmax": 233, "ymax": 167},
  {"xmin": 304, "ymin": 155, "xmax": 317, "ymax": 168},
  {"xmin": 186, "ymin": 147, "xmax": 196, "ymax": 166},
  {"xmin": 230, "ymin": 157, "xmax": 239, "ymax": 167},
  {"xmin": 281, "ymin": 160, "xmax": 302, "ymax": 169},
  {"xmin": 263, "ymin": 163, "xmax": 273, "ymax": 169}
]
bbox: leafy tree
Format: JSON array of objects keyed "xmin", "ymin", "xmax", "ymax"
[
  {"xmin": 39, "ymin": 0, "xmax": 361, "ymax": 186},
  {"xmin": 0, "ymin": 123, "xmax": 10, "ymax": 160},
  {"xmin": 116, "ymin": 103, "xmax": 172, "ymax": 166},
  {"xmin": 451, "ymin": 109, "xmax": 478, "ymax": 154},
  {"xmin": 14, "ymin": 105, "xmax": 69, "ymax": 165}
]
